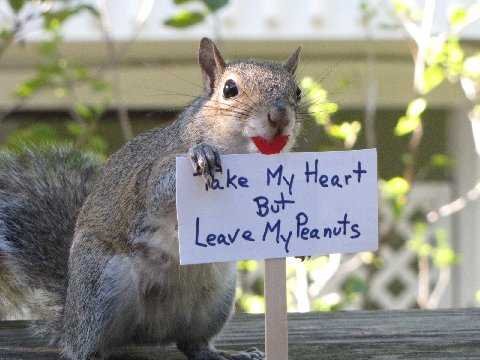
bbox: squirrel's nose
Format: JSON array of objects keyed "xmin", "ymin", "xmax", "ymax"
[{"xmin": 267, "ymin": 100, "xmax": 290, "ymax": 130}]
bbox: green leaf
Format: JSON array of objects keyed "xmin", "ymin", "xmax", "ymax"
[
  {"xmin": 237, "ymin": 260, "xmax": 258, "ymax": 272},
  {"xmin": 15, "ymin": 76, "xmax": 49, "ymax": 98},
  {"xmin": 407, "ymin": 98, "xmax": 427, "ymax": 117},
  {"xmin": 391, "ymin": 0, "xmax": 410, "ymax": 15},
  {"xmin": 164, "ymin": 10, "xmax": 205, "ymax": 28},
  {"xmin": 431, "ymin": 154, "xmax": 452, "ymax": 168},
  {"xmin": 300, "ymin": 76, "xmax": 339, "ymax": 127},
  {"xmin": 8, "ymin": 0, "xmax": 25, "ymax": 13},
  {"xmin": 238, "ymin": 294, "xmax": 265, "ymax": 313},
  {"xmin": 382, "ymin": 177, "xmax": 410, "ymax": 198},
  {"xmin": 43, "ymin": 5, "xmax": 100, "ymax": 31},
  {"xmin": 394, "ymin": 115, "xmax": 420, "ymax": 136},
  {"xmin": 312, "ymin": 293, "xmax": 342, "ymax": 312},
  {"xmin": 327, "ymin": 121, "xmax": 361, "ymax": 144},
  {"xmin": 391, "ymin": 0, "xmax": 421, "ymax": 21},
  {"xmin": 407, "ymin": 222, "xmax": 431, "ymax": 257},
  {"xmin": 66, "ymin": 121, "xmax": 86, "ymax": 137},
  {"xmin": 433, "ymin": 245, "xmax": 457, "ymax": 268},
  {"xmin": 448, "ymin": 6, "xmax": 467, "ymax": 28},
  {"xmin": 90, "ymin": 79, "xmax": 110, "ymax": 93},
  {"xmin": 203, "ymin": 0, "xmax": 229, "ymax": 12},
  {"xmin": 444, "ymin": 37, "xmax": 464, "ymax": 77},
  {"xmin": 174, "ymin": 0, "xmax": 197, "ymax": 3},
  {"xmin": 342, "ymin": 276, "xmax": 368, "ymax": 296},
  {"xmin": 74, "ymin": 103, "xmax": 94, "ymax": 121},
  {"xmin": 423, "ymin": 65, "xmax": 445, "ymax": 93}
]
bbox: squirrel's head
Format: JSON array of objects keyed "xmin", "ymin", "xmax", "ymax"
[{"xmin": 196, "ymin": 37, "xmax": 302, "ymax": 155}]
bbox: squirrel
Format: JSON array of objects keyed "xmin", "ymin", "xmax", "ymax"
[{"xmin": 0, "ymin": 37, "xmax": 302, "ymax": 360}]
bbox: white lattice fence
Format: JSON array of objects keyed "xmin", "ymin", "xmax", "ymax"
[{"xmin": 285, "ymin": 182, "xmax": 452, "ymax": 311}]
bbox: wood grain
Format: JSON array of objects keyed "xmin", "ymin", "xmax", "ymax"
[
  {"xmin": 265, "ymin": 258, "xmax": 288, "ymax": 360},
  {"xmin": 1, "ymin": 308, "xmax": 480, "ymax": 359}
]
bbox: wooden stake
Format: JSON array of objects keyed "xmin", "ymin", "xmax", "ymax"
[{"xmin": 265, "ymin": 258, "xmax": 288, "ymax": 360}]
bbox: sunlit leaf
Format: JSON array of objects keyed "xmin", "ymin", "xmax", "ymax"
[
  {"xmin": 391, "ymin": 0, "xmax": 421, "ymax": 20},
  {"xmin": 423, "ymin": 66, "xmax": 445, "ymax": 93},
  {"xmin": 237, "ymin": 260, "xmax": 258, "ymax": 272},
  {"xmin": 448, "ymin": 5, "xmax": 468, "ymax": 28},
  {"xmin": 164, "ymin": 10, "xmax": 205, "ymax": 28},
  {"xmin": 15, "ymin": 76, "xmax": 49, "ymax": 98},
  {"xmin": 382, "ymin": 177, "xmax": 410, "ymax": 198},
  {"xmin": 312, "ymin": 293, "xmax": 342, "ymax": 312},
  {"xmin": 327, "ymin": 121, "xmax": 361, "ymax": 147},
  {"xmin": 407, "ymin": 222, "xmax": 431, "ymax": 257},
  {"xmin": 238, "ymin": 294, "xmax": 265, "ymax": 313},
  {"xmin": 407, "ymin": 98, "xmax": 427, "ymax": 117},
  {"xmin": 300, "ymin": 77, "xmax": 338, "ymax": 126},
  {"xmin": 444, "ymin": 37, "xmax": 464, "ymax": 77},
  {"xmin": 432, "ymin": 229, "xmax": 458, "ymax": 268},
  {"xmin": 394, "ymin": 115, "xmax": 420, "ymax": 136},
  {"xmin": 432, "ymin": 246, "xmax": 457, "ymax": 268}
]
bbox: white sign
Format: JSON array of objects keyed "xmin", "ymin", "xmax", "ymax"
[{"xmin": 176, "ymin": 149, "xmax": 378, "ymax": 265}]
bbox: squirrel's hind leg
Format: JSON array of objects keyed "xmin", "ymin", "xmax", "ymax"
[{"xmin": 61, "ymin": 240, "xmax": 141, "ymax": 360}]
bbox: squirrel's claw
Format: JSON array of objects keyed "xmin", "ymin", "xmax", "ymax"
[
  {"xmin": 189, "ymin": 143, "xmax": 222, "ymax": 185},
  {"xmin": 296, "ymin": 256, "xmax": 311, "ymax": 262}
]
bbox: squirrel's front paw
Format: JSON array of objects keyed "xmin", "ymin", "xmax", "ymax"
[{"xmin": 189, "ymin": 143, "xmax": 222, "ymax": 185}]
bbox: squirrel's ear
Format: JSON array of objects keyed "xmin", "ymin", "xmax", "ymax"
[
  {"xmin": 198, "ymin": 37, "xmax": 226, "ymax": 95},
  {"xmin": 284, "ymin": 46, "xmax": 302, "ymax": 74}
]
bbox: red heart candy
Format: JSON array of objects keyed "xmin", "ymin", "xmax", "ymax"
[{"xmin": 251, "ymin": 135, "xmax": 289, "ymax": 155}]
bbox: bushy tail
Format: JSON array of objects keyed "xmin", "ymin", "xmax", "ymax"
[{"xmin": 0, "ymin": 146, "xmax": 101, "ymax": 331}]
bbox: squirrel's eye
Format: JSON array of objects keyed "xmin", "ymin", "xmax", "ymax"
[
  {"xmin": 296, "ymin": 87, "xmax": 302, "ymax": 102},
  {"xmin": 223, "ymin": 79, "xmax": 239, "ymax": 99}
]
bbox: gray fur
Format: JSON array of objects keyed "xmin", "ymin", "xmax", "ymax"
[
  {"xmin": 0, "ymin": 38, "xmax": 302, "ymax": 360},
  {"xmin": 0, "ymin": 146, "xmax": 100, "ymax": 334}
]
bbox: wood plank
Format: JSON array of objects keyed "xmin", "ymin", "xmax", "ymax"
[
  {"xmin": 1, "ymin": 309, "xmax": 480, "ymax": 359},
  {"xmin": 265, "ymin": 258, "xmax": 288, "ymax": 360}
]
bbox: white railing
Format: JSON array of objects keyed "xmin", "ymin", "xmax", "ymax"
[{"xmin": 1, "ymin": 0, "xmax": 479, "ymax": 42}]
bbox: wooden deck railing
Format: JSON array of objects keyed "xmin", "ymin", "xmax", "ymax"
[{"xmin": 1, "ymin": 308, "xmax": 479, "ymax": 359}]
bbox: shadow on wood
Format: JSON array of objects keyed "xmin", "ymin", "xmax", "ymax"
[{"xmin": 1, "ymin": 309, "xmax": 479, "ymax": 359}]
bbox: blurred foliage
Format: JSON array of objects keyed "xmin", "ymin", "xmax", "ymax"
[
  {"xmin": 1, "ymin": 0, "xmax": 109, "ymax": 156},
  {"xmin": 300, "ymin": 77, "xmax": 360, "ymax": 149},
  {"xmin": 382, "ymin": 0, "xmax": 480, "ymax": 308},
  {"xmin": 408, "ymin": 223, "xmax": 458, "ymax": 268},
  {"xmin": 1, "ymin": 0, "xmax": 480, "ymax": 313},
  {"xmin": 164, "ymin": 0, "xmax": 229, "ymax": 28}
]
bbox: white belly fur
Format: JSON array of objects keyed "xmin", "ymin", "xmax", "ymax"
[{"xmin": 131, "ymin": 210, "xmax": 237, "ymax": 342}]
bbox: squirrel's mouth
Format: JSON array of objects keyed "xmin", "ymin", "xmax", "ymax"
[{"xmin": 250, "ymin": 135, "xmax": 289, "ymax": 155}]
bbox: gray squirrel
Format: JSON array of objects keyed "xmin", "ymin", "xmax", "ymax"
[{"xmin": 0, "ymin": 37, "xmax": 302, "ymax": 360}]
